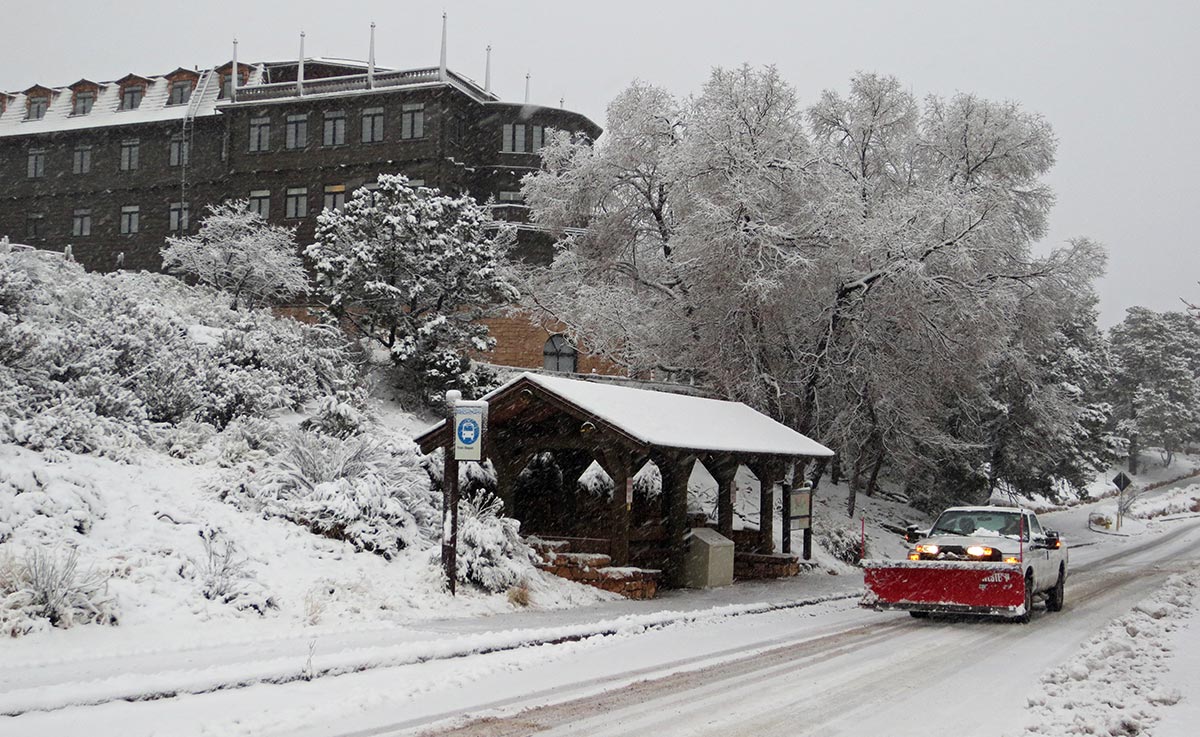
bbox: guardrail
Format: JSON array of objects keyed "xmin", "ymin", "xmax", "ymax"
[{"xmin": 235, "ymin": 68, "xmax": 443, "ymax": 102}]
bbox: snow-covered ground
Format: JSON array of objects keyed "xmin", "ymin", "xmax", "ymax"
[{"xmin": 4, "ymin": 464, "xmax": 1200, "ymax": 736}]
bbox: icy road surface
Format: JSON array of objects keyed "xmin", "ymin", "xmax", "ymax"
[{"xmin": 5, "ymin": 517, "xmax": 1198, "ymax": 737}]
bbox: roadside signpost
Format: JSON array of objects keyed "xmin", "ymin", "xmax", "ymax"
[
  {"xmin": 1113, "ymin": 471, "xmax": 1133, "ymax": 531},
  {"xmin": 786, "ymin": 485, "xmax": 814, "ymax": 560},
  {"xmin": 443, "ymin": 390, "xmax": 488, "ymax": 594}
]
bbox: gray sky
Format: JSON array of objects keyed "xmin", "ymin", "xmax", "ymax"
[{"xmin": 4, "ymin": 0, "xmax": 1196, "ymax": 326}]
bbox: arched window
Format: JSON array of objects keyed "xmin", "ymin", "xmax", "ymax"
[{"xmin": 543, "ymin": 334, "xmax": 577, "ymax": 373}]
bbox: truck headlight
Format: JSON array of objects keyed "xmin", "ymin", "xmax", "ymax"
[
  {"xmin": 915, "ymin": 544, "xmax": 939, "ymax": 555},
  {"xmin": 966, "ymin": 545, "xmax": 994, "ymax": 557}
]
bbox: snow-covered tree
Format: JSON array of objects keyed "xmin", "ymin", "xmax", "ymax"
[
  {"xmin": 1109, "ymin": 308, "xmax": 1200, "ymax": 470},
  {"xmin": 521, "ymin": 67, "xmax": 1108, "ymax": 513},
  {"xmin": 306, "ymin": 175, "xmax": 518, "ymax": 401},
  {"xmin": 161, "ymin": 201, "xmax": 308, "ymax": 310}
]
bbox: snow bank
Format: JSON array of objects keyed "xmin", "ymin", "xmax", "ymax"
[{"xmin": 1023, "ymin": 568, "xmax": 1199, "ymax": 735}]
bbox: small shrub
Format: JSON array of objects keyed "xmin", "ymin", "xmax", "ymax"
[
  {"xmin": 453, "ymin": 491, "xmax": 537, "ymax": 593},
  {"xmin": 507, "ymin": 580, "xmax": 532, "ymax": 607},
  {"xmin": 0, "ymin": 546, "xmax": 117, "ymax": 636},
  {"xmin": 219, "ymin": 431, "xmax": 439, "ymax": 559},
  {"xmin": 817, "ymin": 523, "xmax": 864, "ymax": 565},
  {"xmin": 195, "ymin": 528, "xmax": 275, "ymax": 614}
]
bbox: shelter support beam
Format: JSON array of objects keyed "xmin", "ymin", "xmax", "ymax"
[
  {"xmin": 655, "ymin": 451, "xmax": 696, "ymax": 586},
  {"xmin": 705, "ymin": 455, "xmax": 739, "ymax": 539},
  {"xmin": 597, "ymin": 448, "xmax": 634, "ymax": 566},
  {"xmin": 751, "ymin": 462, "xmax": 780, "ymax": 554}
]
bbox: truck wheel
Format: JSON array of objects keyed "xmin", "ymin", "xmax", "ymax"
[
  {"xmin": 1046, "ymin": 566, "xmax": 1065, "ymax": 612},
  {"xmin": 1017, "ymin": 571, "xmax": 1034, "ymax": 624}
]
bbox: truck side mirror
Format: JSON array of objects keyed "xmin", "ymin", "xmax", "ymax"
[
  {"xmin": 905, "ymin": 524, "xmax": 923, "ymax": 543},
  {"xmin": 1044, "ymin": 530, "xmax": 1062, "ymax": 549}
]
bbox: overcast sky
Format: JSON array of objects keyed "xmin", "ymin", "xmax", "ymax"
[{"xmin": 4, "ymin": 0, "xmax": 1196, "ymax": 326}]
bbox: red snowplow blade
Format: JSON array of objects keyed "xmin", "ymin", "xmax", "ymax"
[{"xmin": 862, "ymin": 560, "xmax": 1026, "ymax": 616}]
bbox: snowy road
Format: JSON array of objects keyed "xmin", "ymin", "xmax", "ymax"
[
  {"xmin": 4, "ymin": 518, "xmax": 1198, "ymax": 737},
  {"xmin": 388, "ymin": 520, "xmax": 1200, "ymax": 737}
]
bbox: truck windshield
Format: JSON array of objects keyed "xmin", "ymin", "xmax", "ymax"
[{"xmin": 929, "ymin": 511, "xmax": 1027, "ymax": 540}]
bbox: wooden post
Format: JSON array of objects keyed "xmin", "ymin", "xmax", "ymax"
[
  {"xmin": 441, "ymin": 441, "xmax": 458, "ymax": 595},
  {"xmin": 803, "ymin": 526, "xmax": 813, "ymax": 561},
  {"xmin": 656, "ymin": 452, "xmax": 695, "ymax": 587},
  {"xmin": 781, "ymin": 474, "xmax": 793, "ymax": 555},
  {"xmin": 708, "ymin": 456, "xmax": 737, "ymax": 539},
  {"xmin": 754, "ymin": 463, "xmax": 777, "ymax": 554},
  {"xmin": 607, "ymin": 450, "xmax": 632, "ymax": 566}
]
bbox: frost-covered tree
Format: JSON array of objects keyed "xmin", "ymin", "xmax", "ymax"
[
  {"xmin": 161, "ymin": 201, "xmax": 308, "ymax": 310},
  {"xmin": 522, "ymin": 67, "xmax": 1108, "ymax": 513},
  {"xmin": 306, "ymin": 175, "xmax": 518, "ymax": 400},
  {"xmin": 1109, "ymin": 308, "xmax": 1200, "ymax": 470}
]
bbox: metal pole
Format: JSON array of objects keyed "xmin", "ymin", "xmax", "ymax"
[{"xmin": 803, "ymin": 526, "xmax": 813, "ymax": 561}]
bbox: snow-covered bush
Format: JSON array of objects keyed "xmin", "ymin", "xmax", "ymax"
[
  {"xmin": 307, "ymin": 174, "xmax": 518, "ymax": 403},
  {"xmin": 219, "ymin": 432, "xmax": 440, "ymax": 559},
  {"xmin": 300, "ymin": 396, "xmax": 366, "ymax": 439},
  {"xmin": 161, "ymin": 200, "xmax": 308, "ymax": 310},
  {"xmin": 0, "ymin": 546, "xmax": 118, "ymax": 637},
  {"xmin": 193, "ymin": 528, "xmax": 275, "ymax": 614},
  {"xmin": 816, "ymin": 520, "xmax": 864, "ymax": 564},
  {"xmin": 453, "ymin": 492, "xmax": 537, "ymax": 593},
  {"xmin": 0, "ymin": 457, "xmax": 103, "ymax": 544},
  {"xmin": 0, "ymin": 248, "xmax": 364, "ymax": 458}
]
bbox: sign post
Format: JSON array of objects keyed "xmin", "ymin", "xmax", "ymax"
[
  {"xmin": 789, "ymin": 486, "xmax": 814, "ymax": 560},
  {"xmin": 442, "ymin": 391, "xmax": 488, "ymax": 595},
  {"xmin": 1112, "ymin": 471, "xmax": 1132, "ymax": 531}
]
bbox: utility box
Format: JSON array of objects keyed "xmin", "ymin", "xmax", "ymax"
[{"xmin": 683, "ymin": 528, "xmax": 735, "ymax": 589}]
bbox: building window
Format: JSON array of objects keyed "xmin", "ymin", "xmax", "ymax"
[
  {"xmin": 285, "ymin": 114, "xmax": 308, "ymax": 149},
  {"xmin": 120, "ymin": 205, "xmax": 140, "ymax": 235},
  {"xmin": 285, "ymin": 187, "xmax": 308, "ymax": 219},
  {"xmin": 120, "ymin": 86, "xmax": 144, "ymax": 111},
  {"xmin": 323, "ymin": 111, "xmax": 346, "ymax": 146},
  {"xmin": 120, "ymin": 140, "xmax": 140, "ymax": 171},
  {"xmin": 72, "ymin": 91, "xmax": 95, "ymax": 116},
  {"xmin": 248, "ymin": 190, "xmax": 270, "ymax": 218},
  {"xmin": 169, "ymin": 202, "xmax": 190, "ymax": 232},
  {"xmin": 400, "ymin": 103, "xmax": 424, "ymax": 140},
  {"xmin": 25, "ymin": 214, "xmax": 45, "ymax": 240},
  {"xmin": 72, "ymin": 145, "xmax": 92, "ymax": 174},
  {"xmin": 497, "ymin": 191, "xmax": 524, "ymax": 202},
  {"xmin": 323, "ymin": 184, "xmax": 346, "ymax": 211},
  {"xmin": 169, "ymin": 137, "xmax": 190, "ymax": 167},
  {"xmin": 220, "ymin": 72, "xmax": 247, "ymax": 99},
  {"xmin": 543, "ymin": 335, "xmax": 577, "ymax": 373},
  {"xmin": 168, "ymin": 80, "xmax": 192, "ymax": 106},
  {"xmin": 27, "ymin": 149, "xmax": 45, "ymax": 178},
  {"xmin": 532, "ymin": 125, "xmax": 545, "ymax": 151},
  {"xmin": 361, "ymin": 107, "xmax": 384, "ymax": 143},
  {"xmin": 502, "ymin": 123, "xmax": 527, "ymax": 153},
  {"xmin": 72, "ymin": 209, "xmax": 92, "ymax": 237},
  {"xmin": 249, "ymin": 117, "xmax": 271, "ymax": 152},
  {"xmin": 27, "ymin": 96, "xmax": 49, "ymax": 120}
]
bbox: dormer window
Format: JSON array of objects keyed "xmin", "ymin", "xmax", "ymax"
[
  {"xmin": 168, "ymin": 80, "xmax": 192, "ymax": 106},
  {"xmin": 121, "ymin": 86, "xmax": 144, "ymax": 111},
  {"xmin": 72, "ymin": 91, "xmax": 95, "ymax": 116},
  {"xmin": 27, "ymin": 96, "xmax": 49, "ymax": 121},
  {"xmin": 219, "ymin": 70, "xmax": 249, "ymax": 99}
]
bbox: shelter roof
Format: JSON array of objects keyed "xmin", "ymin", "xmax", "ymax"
[{"xmin": 415, "ymin": 372, "xmax": 833, "ymax": 459}]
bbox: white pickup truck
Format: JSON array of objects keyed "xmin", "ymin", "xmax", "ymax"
[{"xmin": 863, "ymin": 506, "xmax": 1068, "ymax": 623}]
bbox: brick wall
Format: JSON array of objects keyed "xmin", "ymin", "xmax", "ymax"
[{"xmin": 480, "ymin": 312, "xmax": 621, "ymax": 375}]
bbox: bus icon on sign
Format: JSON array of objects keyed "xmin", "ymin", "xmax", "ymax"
[{"xmin": 457, "ymin": 418, "xmax": 480, "ymax": 445}]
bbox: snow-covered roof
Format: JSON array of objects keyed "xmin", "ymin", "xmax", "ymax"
[
  {"xmin": 418, "ymin": 372, "xmax": 834, "ymax": 459},
  {"xmin": 0, "ymin": 64, "xmax": 265, "ymax": 139}
]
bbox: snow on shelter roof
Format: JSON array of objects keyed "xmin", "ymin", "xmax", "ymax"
[{"xmin": 417, "ymin": 372, "xmax": 834, "ymax": 459}]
